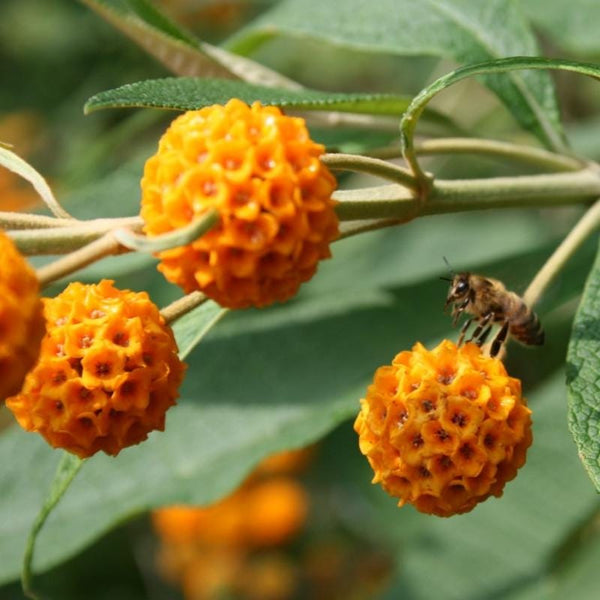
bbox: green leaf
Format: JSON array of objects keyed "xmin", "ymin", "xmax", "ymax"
[
  {"xmin": 171, "ymin": 301, "xmax": 228, "ymax": 361},
  {"xmin": 84, "ymin": 77, "xmax": 460, "ymax": 138},
  {"xmin": 227, "ymin": 0, "xmax": 565, "ymax": 151},
  {"xmin": 84, "ymin": 77, "xmax": 414, "ymax": 115},
  {"xmin": 400, "ymin": 56, "xmax": 600, "ymax": 179},
  {"xmin": 79, "ymin": 0, "xmax": 231, "ymax": 77},
  {"xmin": 80, "ymin": 0, "xmax": 299, "ymax": 88},
  {"xmin": 521, "ymin": 0, "xmax": 600, "ymax": 55},
  {"xmin": 567, "ymin": 238, "xmax": 600, "ymax": 491},
  {"xmin": 542, "ymin": 506, "xmax": 600, "ymax": 600},
  {"xmin": 0, "ymin": 146, "xmax": 72, "ymax": 219},
  {"xmin": 0, "ymin": 205, "xmax": 583, "ymax": 584}
]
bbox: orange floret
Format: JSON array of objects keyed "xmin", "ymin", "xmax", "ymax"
[
  {"xmin": 140, "ymin": 99, "xmax": 339, "ymax": 309},
  {"xmin": 0, "ymin": 230, "xmax": 45, "ymax": 400},
  {"xmin": 354, "ymin": 340, "xmax": 532, "ymax": 517},
  {"xmin": 6, "ymin": 280, "xmax": 185, "ymax": 457}
]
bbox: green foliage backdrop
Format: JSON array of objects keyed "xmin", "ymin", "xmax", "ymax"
[{"xmin": 1, "ymin": 0, "xmax": 600, "ymax": 598}]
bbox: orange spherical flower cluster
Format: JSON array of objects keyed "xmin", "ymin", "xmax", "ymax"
[
  {"xmin": 153, "ymin": 477, "xmax": 308, "ymax": 550},
  {"xmin": 354, "ymin": 340, "xmax": 532, "ymax": 517},
  {"xmin": 6, "ymin": 280, "xmax": 186, "ymax": 458},
  {"xmin": 140, "ymin": 99, "xmax": 339, "ymax": 309},
  {"xmin": 0, "ymin": 230, "xmax": 45, "ymax": 400}
]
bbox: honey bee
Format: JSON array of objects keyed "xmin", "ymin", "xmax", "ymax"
[{"xmin": 442, "ymin": 264, "xmax": 544, "ymax": 358}]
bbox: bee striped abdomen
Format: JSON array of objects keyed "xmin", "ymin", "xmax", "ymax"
[{"xmin": 507, "ymin": 297, "xmax": 544, "ymax": 346}]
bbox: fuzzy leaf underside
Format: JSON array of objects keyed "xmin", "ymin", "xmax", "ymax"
[
  {"xmin": 226, "ymin": 0, "xmax": 565, "ymax": 151},
  {"xmin": 0, "ymin": 201, "xmax": 582, "ymax": 583},
  {"xmin": 567, "ymin": 239, "xmax": 600, "ymax": 491},
  {"xmin": 80, "ymin": 0, "xmax": 299, "ymax": 87}
]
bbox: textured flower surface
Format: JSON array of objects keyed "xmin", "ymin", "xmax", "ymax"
[
  {"xmin": 140, "ymin": 99, "xmax": 339, "ymax": 308},
  {"xmin": 0, "ymin": 230, "xmax": 45, "ymax": 400},
  {"xmin": 6, "ymin": 280, "xmax": 185, "ymax": 457},
  {"xmin": 354, "ymin": 340, "xmax": 532, "ymax": 517}
]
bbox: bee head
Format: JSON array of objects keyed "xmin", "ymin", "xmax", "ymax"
[{"xmin": 444, "ymin": 273, "xmax": 471, "ymax": 308}]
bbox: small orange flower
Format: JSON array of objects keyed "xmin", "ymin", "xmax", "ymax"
[
  {"xmin": 0, "ymin": 230, "xmax": 44, "ymax": 400},
  {"xmin": 244, "ymin": 478, "xmax": 309, "ymax": 547},
  {"xmin": 6, "ymin": 280, "xmax": 185, "ymax": 457},
  {"xmin": 140, "ymin": 99, "xmax": 339, "ymax": 309},
  {"xmin": 354, "ymin": 340, "xmax": 532, "ymax": 517}
]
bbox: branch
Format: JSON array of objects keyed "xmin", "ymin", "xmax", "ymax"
[
  {"xmin": 37, "ymin": 233, "xmax": 128, "ymax": 289},
  {"xmin": 524, "ymin": 199, "xmax": 600, "ymax": 307},
  {"xmin": 415, "ymin": 138, "xmax": 584, "ymax": 172},
  {"xmin": 160, "ymin": 292, "xmax": 208, "ymax": 324},
  {"xmin": 10, "ymin": 217, "xmax": 143, "ymax": 255},
  {"xmin": 322, "ymin": 153, "xmax": 418, "ymax": 189},
  {"xmin": 333, "ymin": 168, "xmax": 600, "ymax": 222}
]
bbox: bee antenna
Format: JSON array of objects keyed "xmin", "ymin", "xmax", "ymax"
[
  {"xmin": 439, "ymin": 276, "xmax": 453, "ymax": 282},
  {"xmin": 442, "ymin": 256, "xmax": 455, "ymax": 276}
]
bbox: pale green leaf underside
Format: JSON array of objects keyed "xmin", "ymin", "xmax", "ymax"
[
  {"xmin": 227, "ymin": 0, "xmax": 565, "ymax": 151},
  {"xmin": 80, "ymin": 0, "xmax": 232, "ymax": 78},
  {"xmin": 567, "ymin": 239, "xmax": 600, "ymax": 490},
  {"xmin": 84, "ymin": 77, "xmax": 414, "ymax": 115},
  {"xmin": 172, "ymin": 301, "xmax": 228, "ymax": 361},
  {"xmin": 399, "ymin": 56, "xmax": 600, "ymax": 175},
  {"xmin": 0, "ymin": 206, "xmax": 575, "ymax": 583},
  {"xmin": 0, "ymin": 147, "xmax": 71, "ymax": 219},
  {"xmin": 80, "ymin": 0, "xmax": 299, "ymax": 88}
]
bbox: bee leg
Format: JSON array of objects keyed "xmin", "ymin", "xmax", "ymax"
[
  {"xmin": 452, "ymin": 298, "xmax": 470, "ymax": 327},
  {"xmin": 467, "ymin": 312, "xmax": 494, "ymax": 344},
  {"xmin": 475, "ymin": 324, "xmax": 493, "ymax": 347},
  {"xmin": 457, "ymin": 317, "xmax": 473, "ymax": 346},
  {"xmin": 490, "ymin": 321, "xmax": 510, "ymax": 358}
]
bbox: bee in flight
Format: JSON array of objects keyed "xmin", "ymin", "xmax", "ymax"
[{"xmin": 442, "ymin": 261, "xmax": 544, "ymax": 358}]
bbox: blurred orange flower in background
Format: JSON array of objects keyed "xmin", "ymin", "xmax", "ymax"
[
  {"xmin": 0, "ymin": 111, "xmax": 45, "ymax": 212},
  {"xmin": 152, "ymin": 448, "xmax": 312, "ymax": 600}
]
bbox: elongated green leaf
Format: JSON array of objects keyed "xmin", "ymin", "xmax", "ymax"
[
  {"xmin": 0, "ymin": 207, "xmax": 575, "ymax": 583},
  {"xmin": 227, "ymin": 0, "xmax": 565, "ymax": 151},
  {"xmin": 521, "ymin": 0, "xmax": 600, "ymax": 55},
  {"xmin": 0, "ymin": 147, "xmax": 72, "ymax": 219},
  {"xmin": 567, "ymin": 239, "xmax": 600, "ymax": 490},
  {"xmin": 84, "ymin": 77, "xmax": 414, "ymax": 115},
  {"xmin": 399, "ymin": 56, "xmax": 600, "ymax": 179},
  {"xmin": 171, "ymin": 301, "xmax": 228, "ymax": 361},
  {"xmin": 80, "ymin": 0, "xmax": 232, "ymax": 78},
  {"xmin": 22, "ymin": 454, "xmax": 83, "ymax": 599},
  {"xmin": 80, "ymin": 0, "xmax": 299, "ymax": 88}
]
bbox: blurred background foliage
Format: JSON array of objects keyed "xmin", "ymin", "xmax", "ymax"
[{"xmin": 1, "ymin": 0, "xmax": 600, "ymax": 598}]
